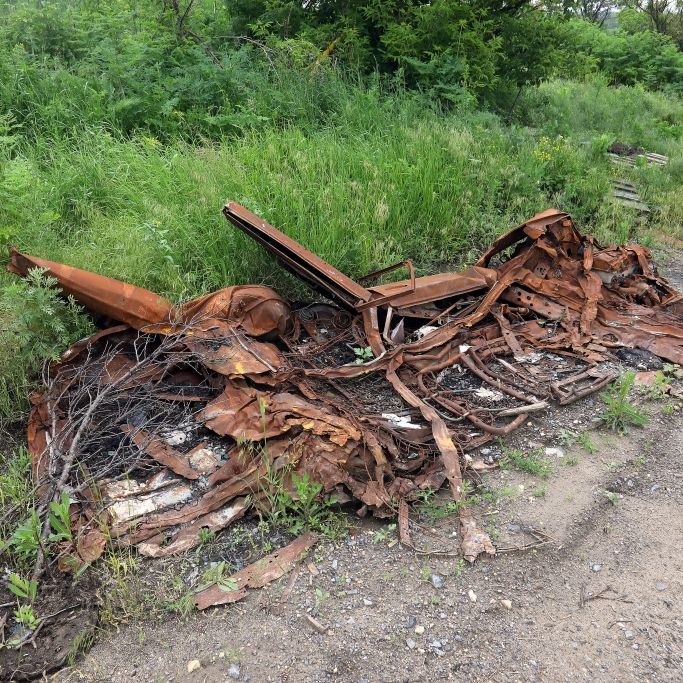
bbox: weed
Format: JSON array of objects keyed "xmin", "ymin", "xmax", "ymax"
[
  {"xmin": 600, "ymin": 488, "xmax": 621, "ymax": 505},
  {"xmin": 416, "ymin": 487, "xmax": 463, "ymax": 522},
  {"xmin": 648, "ymin": 371, "xmax": 671, "ymax": 400},
  {"xmin": 500, "ymin": 447, "xmax": 553, "ymax": 479},
  {"xmin": 560, "ymin": 454, "xmax": 579, "ymax": 466},
  {"xmin": 0, "ymin": 268, "xmax": 93, "ymax": 418},
  {"xmin": 13, "ymin": 604, "xmax": 40, "ymax": 631},
  {"xmin": 633, "ymin": 454, "xmax": 647, "ymax": 469},
  {"xmin": 196, "ymin": 562, "xmax": 238, "ymax": 593},
  {"xmin": 163, "ymin": 589, "xmax": 196, "ymax": 619},
  {"xmin": 371, "ymin": 523, "xmax": 397, "ymax": 544},
  {"xmin": 454, "ymin": 559, "xmax": 466, "ymax": 577},
  {"xmin": 7, "ymin": 572, "xmax": 38, "ymax": 602},
  {"xmin": 198, "ymin": 527, "xmax": 216, "ymax": 548},
  {"xmin": 605, "ymin": 461, "xmax": 619, "ymax": 473},
  {"xmin": 5, "ymin": 511, "xmax": 41, "ymax": 564},
  {"xmin": 600, "ymin": 372, "xmax": 649, "ymax": 435},
  {"xmin": 485, "ymin": 521, "xmax": 500, "ymax": 542},
  {"xmin": 314, "ymin": 588, "xmax": 330, "ymax": 612},
  {"xmin": 578, "ymin": 432, "xmax": 597, "ymax": 454},
  {"xmin": 558, "ymin": 429, "xmax": 578, "ymax": 448},
  {"xmin": 67, "ymin": 628, "xmax": 96, "ymax": 666},
  {"xmin": 0, "ymin": 446, "xmax": 33, "ymax": 520},
  {"xmin": 279, "ymin": 472, "xmax": 346, "ymax": 539},
  {"xmin": 532, "ymin": 486, "xmax": 547, "ymax": 498},
  {"xmin": 353, "ymin": 346, "xmax": 374, "ymax": 364},
  {"xmin": 48, "ymin": 492, "xmax": 73, "ymax": 544}
]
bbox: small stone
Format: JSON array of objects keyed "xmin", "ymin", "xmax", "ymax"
[
  {"xmin": 187, "ymin": 660, "xmax": 201, "ymax": 673},
  {"xmin": 431, "ymin": 640, "xmax": 442, "ymax": 648},
  {"xmin": 406, "ymin": 638, "xmax": 416, "ymax": 649},
  {"xmin": 545, "ymin": 447, "xmax": 564, "ymax": 459},
  {"xmin": 591, "ymin": 564, "xmax": 602, "ymax": 573},
  {"xmin": 407, "ymin": 615, "xmax": 417, "ymax": 628},
  {"xmin": 414, "ymin": 624, "xmax": 425, "ymax": 635},
  {"xmin": 468, "ymin": 589, "xmax": 477, "ymax": 603},
  {"xmin": 656, "ymin": 582, "xmax": 668, "ymax": 591},
  {"xmin": 624, "ymin": 630, "xmax": 635, "ymax": 640},
  {"xmin": 332, "ymin": 559, "xmax": 338, "ymax": 571},
  {"xmin": 480, "ymin": 448, "xmax": 492, "ymax": 456},
  {"xmin": 632, "ymin": 644, "xmax": 639, "ymax": 650},
  {"xmin": 501, "ymin": 599, "xmax": 512, "ymax": 610},
  {"xmin": 363, "ymin": 598, "xmax": 373, "ymax": 606},
  {"xmin": 430, "ymin": 574, "xmax": 445, "ymax": 589},
  {"xmin": 455, "ymin": 634, "xmax": 462, "ymax": 642},
  {"xmin": 507, "ymin": 523, "xmax": 521, "ymax": 532},
  {"xmin": 228, "ymin": 663, "xmax": 241, "ymax": 680}
]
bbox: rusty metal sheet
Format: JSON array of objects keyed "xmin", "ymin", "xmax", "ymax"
[
  {"xmin": 8, "ymin": 248, "xmax": 173, "ymax": 329},
  {"xmin": 361, "ymin": 266, "xmax": 497, "ymax": 311},
  {"xmin": 195, "ymin": 532, "xmax": 317, "ymax": 609},
  {"xmin": 120, "ymin": 426, "xmax": 201, "ymax": 480},
  {"xmin": 223, "ymin": 202, "xmax": 371, "ymax": 309},
  {"xmin": 172, "ymin": 285, "xmax": 291, "ymax": 337},
  {"xmin": 12, "ymin": 201, "xmax": 683, "ymax": 582},
  {"xmin": 200, "ymin": 386, "xmax": 362, "ymax": 444}
]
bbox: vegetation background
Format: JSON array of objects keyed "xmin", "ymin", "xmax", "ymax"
[{"xmin": 2, "ymin": 0, "xmax": 683, "ymax": 421}]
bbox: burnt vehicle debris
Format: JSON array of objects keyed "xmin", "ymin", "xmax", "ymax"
[{"xmin": 6, "ymin": 204, "xmax": 683, "ymax": 608}]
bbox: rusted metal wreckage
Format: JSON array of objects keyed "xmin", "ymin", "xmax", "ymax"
[{"xmin": 8, "ymin": 205, "xmax": 683, "ymax": 607}]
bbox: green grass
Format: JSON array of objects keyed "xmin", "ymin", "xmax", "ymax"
[
  {"xmin": 600, "ymin": 371, "xmax": 650, "ymax": 435},
  {"xmin": 3, "ymin": 76, "xmax": 683, "ymax": 421},
  {"xmin": 500, "ymin": 446, "xmax": 554, "ymax": 479}
]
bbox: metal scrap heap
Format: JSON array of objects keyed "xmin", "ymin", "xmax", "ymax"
[{"xmin": 9, "ymin": 205, "xmax": 683, "ymax": 607}]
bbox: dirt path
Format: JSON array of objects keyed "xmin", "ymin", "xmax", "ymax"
[{"xmin": 49, "ymin": 405, "xmax": 682, "ymax": 683}]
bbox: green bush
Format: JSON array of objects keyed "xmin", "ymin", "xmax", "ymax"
[{"xmin": 0, "ymin": 268, "xmax": 93, "ymax": 419}]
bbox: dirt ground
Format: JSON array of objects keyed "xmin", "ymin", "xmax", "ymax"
[{"xmin": 41, "ymin": 396, "xmax": 681, "ymax": 683}]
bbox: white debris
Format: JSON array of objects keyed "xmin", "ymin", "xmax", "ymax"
[
  {"xmin": 415, "ymin": 325, "xmax": 439, "ymax": 340},
  {"xmin": 163, "ymin": 429, "xmax": 188, "ymax": 446},
  {"xmin": 382, "ymin": 413, "xmax": 423, "ymax": 430},
  {"xmin": 474, "ymin": 387, "xmax": 504, "ymax": 401}
]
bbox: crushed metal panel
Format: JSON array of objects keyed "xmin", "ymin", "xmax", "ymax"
[
  {"xmin": 8, "ymin": 248, "xmax": 173, "ymax": 329},
  {"xmin": 223, "ymin": 201, "xmax": 371, "ymax": 309},
  {"xmin": 364, "ymin": 267, "xmax": 498, "ymax": 310},
  {"xmin": 11, "ymin": 202, "xmax": 683, "ymax": 575}
]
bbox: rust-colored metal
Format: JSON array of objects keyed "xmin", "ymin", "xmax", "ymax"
[
  {"xmin": 194, "ymin": 532, "xmax": 318, "ymax": 609},
  {"xmin": 12, "ymin": 203, "xmax": 683, "ymax": 576},
  {"xmin": 8, "ymin": 248, "xmax": 173, "ymax": 330},
  {"xmin": 223, "ymin": 201, "xmax": 371, "ymax": 309}
]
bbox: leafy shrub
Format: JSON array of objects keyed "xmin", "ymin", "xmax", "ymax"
[{"xmin": 0, "ymin": 268, "xmax": 93, "ymax": 419}]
